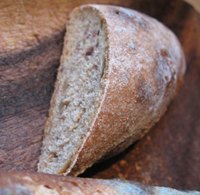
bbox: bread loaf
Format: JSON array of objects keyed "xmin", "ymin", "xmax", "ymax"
[
  {"xmin": 38, "ymin": 4, "xmax": 186, "ymax": 176},
  {"xmin": 0, "ymin": 171, "xmax": 199, "ymax": 195}
]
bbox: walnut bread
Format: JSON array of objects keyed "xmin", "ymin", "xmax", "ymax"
[{"xmin": 38, "ymin": 4, "xmax": 186, "ymax": 176}]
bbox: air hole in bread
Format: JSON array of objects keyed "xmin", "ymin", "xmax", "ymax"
[
  {"xmin": 115, "ymin": 10, "xmax": 120, "ymax": 15},
  {"xmin": 44, "ymin": 185, "xmax": 52, "ymax": 189}
]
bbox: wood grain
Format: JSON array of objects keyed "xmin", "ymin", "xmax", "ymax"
[{"xmin": 0, "ymin": 0, "xmax": 199, "ymax": 191}]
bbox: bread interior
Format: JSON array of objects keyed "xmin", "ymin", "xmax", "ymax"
[{"xmin": 38, "ymin": 8, "xmax": 106, "ymax": 174}]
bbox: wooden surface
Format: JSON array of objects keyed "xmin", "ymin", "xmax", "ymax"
[{"xmin": 0, "ymin": 0, "xmax": 199, "ymax": 191}]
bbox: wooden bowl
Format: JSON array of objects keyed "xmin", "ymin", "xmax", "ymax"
[{"xmin": 0, "ymin": 0, "xmax": 199, "ymax": 191}]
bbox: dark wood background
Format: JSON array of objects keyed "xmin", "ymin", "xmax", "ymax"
[{"xmin": 0, "ymin": 0, "xmax": 199, "ymax": 191}]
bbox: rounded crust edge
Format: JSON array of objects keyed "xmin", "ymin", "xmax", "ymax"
[{"xmin": 67, "ymin": 4, "xmax": 186, "ymax": 176}]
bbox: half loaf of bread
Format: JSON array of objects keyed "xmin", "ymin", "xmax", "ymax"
[{"xmin": 38, "ymin": 4, "xmax": 186, "ymax": 176}]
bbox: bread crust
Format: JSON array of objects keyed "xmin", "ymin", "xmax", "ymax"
[
  {"xmin": 0, "ymin": 171, "xmax": 198, "ymax": 195},
  {"xmin": 39, "ymin": 4, "xmax": 186, "ymax": 176},
  {"xmin": 68, "ymin": 5, "xmax": 186, "ymax": 175}
]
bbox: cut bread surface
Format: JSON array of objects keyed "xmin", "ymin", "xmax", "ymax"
[{"xmin": 38, "ymin": 7, "xmax": 107, "ymax": 174}]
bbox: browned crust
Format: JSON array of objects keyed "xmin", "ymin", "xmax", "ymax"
[
  {"xmin": 0, "ymin": 171, "xmax": 118, "ymax": 194},
  {"xmin": 0, "ymin": 171, "xmax": 198, "ymax": 194},
  {"xmin": 65, "ymin": 5, "xmax": 186, "ymax": 175}
]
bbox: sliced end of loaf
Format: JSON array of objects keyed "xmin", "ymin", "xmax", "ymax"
[{"xmin": 38, "ymin": 6, "xmax": 108, "ymax": 174}]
